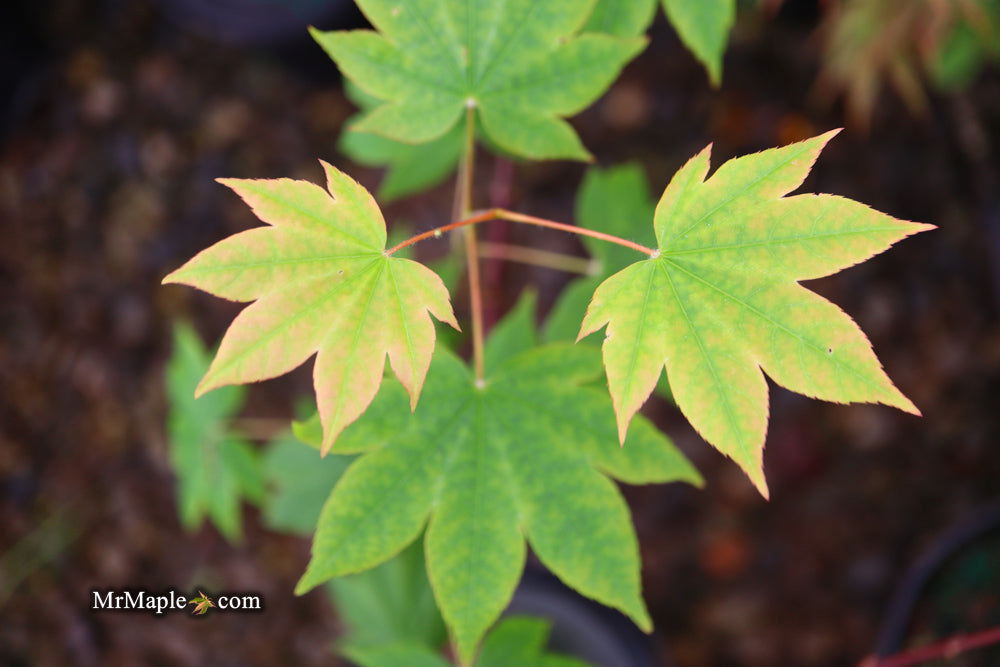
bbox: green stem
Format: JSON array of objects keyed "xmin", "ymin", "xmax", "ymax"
[{"xmin": 477, "ymin": 241, "xmax": 597, "ymax": 275}]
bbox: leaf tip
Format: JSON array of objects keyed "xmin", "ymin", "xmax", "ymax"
[
  {"xmin": 441, "ymin": 310, "xmax": 461, "ymax": 331},
  {"xmin": 707, "ymin": 67, "xmax": 722, "ymax": 88},
  {"xmin": 698, "ymin": 142, "xmax": 714, "ymax": 163},
  {"xmin": 748, "ymin": 467, "xmax": 770, "ymax": 500},
  {"xmin": 293, "ymin": 573, "xmax": 315, "ymax": 597},
  {"xmin": 819, "ymin": 127, "xmax": 844, "ymax": 143},
  {"xmin": 319, "ymin": 428, "xmax": 339, "ymax": 457},
  {"xmin": 629, "ymin": 603, "xmax": 654, "ymax": 634},
  {"xmin": 306, "ymin": 24, "xmax": 324, "ymax": 42},
  {"xmin": 893, "ymin": 393, "xmax": 921, "ymax": 417},
  {"xmin": 454, "ymin": 641, "xmax": 476, "ymax": 667},
  {"xmin": 616, "ymin": 418, "xmax": 629, "ymax": 446},
  {"xmin": 193, "ymin": 376, "xmax": 213, "ymax": 399}
]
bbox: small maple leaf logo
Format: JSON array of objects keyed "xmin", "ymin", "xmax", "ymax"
[{"xmin": 188, "ymin": 591, "xmax": 215, "ymax": 615}]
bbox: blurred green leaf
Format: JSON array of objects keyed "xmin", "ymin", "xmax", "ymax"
[
  {"xmin": 484, "ymin": 289, "xmax": 538, "ymax": 371},
  {"xmin": 661, "ymin": 0, "xmax": 735, "ymax": 86},
  {"xmin": 585, "ymin": 0, "xmax": 656, "ymax": 38},
  {"xmin": 343, "ymin": 614, "xmax": 592, "ymax": 667},
  {"xmin": 165, "ymin": 322, "xmax": 262, "ymax": 542},
  {"xmin": 340, "ymin": 84, "xmax": 465, "ymax": 203},
  {"xmin": 344, "ymin": 643, "xmax": 451, "ymax": 667},
  {"xmin": 587, "ymin": 0, "xmax": 733, "ymax": 84},
  {"xmin": 330, "ymin": 538, "xmax": 447, "ymax": 655},
  {"xmin": 928, "ymin": 1, "xmax": 1000, "ymax": 91},
  {"xmin": 477, "ymin": 616, "xmax": 590, "ymax": 667},
  {"xmin": 261, "ymin": 431, "xmax": 353, "ymax": 536}
]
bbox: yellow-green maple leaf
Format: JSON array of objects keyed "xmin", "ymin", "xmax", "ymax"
[
  {"xmin": 580, "ymin": 131, "xmax": 933, "ymax": 497},
  {"xmin": 163, "ymin": 162, "xmax": 458, "ymax": 453}
]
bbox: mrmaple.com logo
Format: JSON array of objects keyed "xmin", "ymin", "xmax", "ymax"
[{"xmin": 91, "ymin": 589, "xmax": 263, "ymax": 615}]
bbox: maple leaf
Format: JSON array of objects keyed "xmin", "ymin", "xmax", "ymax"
[
  {"xmin": 293, "ymin": 296, "xmax": 701, "ymax": 663},
  {"xmin": 261, "ymin": 430, "xmax": 352, "ymax": 536},
  {"xmin": 165, "ymin": 323, "xmax": 264, "ymax": 542},
  {"xmin": 189, "ymin": 591, "xmax": 215, "ymax": 615},
  {"xmin": 331, "ymin": 539, "xmax": 447, "ymax": 656},
  {"xmin": 579, "ymin": 131, "xmax": 933, "ymax": 497},
  {"xmin": 310, "ymin": 1, "xmax": 646, "ymax": 161},
  {"xmin": 163, "ymin": 162, "xmax": 458, "ymax": 453},
  {"xmin": 542, "ymin": 165, "xmax": 675, "ymax": 402},
  {"xmin": 346, "ymin": 615, "xmax": 589, "ymax": 667},
  {"xmin": 472, "ymin": 616, "xmax": 590, "ymax": 667},
  {"xmin": 339, "ymin": 82, "xmax": 464, "ymax": 203},
  {"xmin": 660, "ymin": 0, "xmax": 735, "ymax": 86},
  {"xmin": 587, "ymin": 0, "xmax": 734, "ymax": 85},
  {"xmin": 585, "ymin": 0, "xmax": 658, "ymax": 38},
  {"xmin": 543, "ymin": 164, "xmax": 656, "ymax": 344}
]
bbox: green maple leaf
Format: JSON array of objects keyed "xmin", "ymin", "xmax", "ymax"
[
  {"xmin": 165, "ymin": 323, "xmax": 264, "ymax": 542},
  {"xmin": 473, "ymin": 616, "xmax": 590, "ymax": 667},
  {"xmin": 579, "ymin": 131, "xmax": 934, "ymax": 497},
  {"xmin": 585, "ymin": 0, "xmax": 658, "ymax": 38},
  {"xmin": 660, "ymin": 0, "xmax": 735, "ymax": 86},
  {"xmin": 346, "ymin": 615, "xmax": 589, "ymax": 667},
  {"xmin": 293, "ymin": 295, "xmax": 701, "ymax": 662},
  {"xmin": 261, "ymin": 430, "xmax": 353, "ymax": 536},
  {"xmin": 163, "ymin": 162, "xmax": 458, "ymax": 453},
  {"xmin": 339, "ymin": 83, "xmax": 464, "ymax": 203},
  {"xmin": 311, "ymin": 0, "xmax": 646, "ymax": 161},
  {"xmin": 330, "ymin": 538, "xmax": 447, "ymax": 656},
  {"xmin": 587, "ymin": 0, "xmax": 734, "ymax": 85}
]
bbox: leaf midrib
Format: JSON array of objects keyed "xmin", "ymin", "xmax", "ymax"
[
  {"xmin": 664, "ymin": 140, "xmax": 818, "ymax": 246},
  {"xmin": 474, "ymin": 2, "xmax": 544, "ymax": 92},
  {"xmin": 387, "ymin": 261, "xmax": 419, "ymax": 393},
  {"xmin": 660, "ymin": 225, "xmax": 908, "ymax": 257},
  {"xmin": 241, "ymin": 184, "xmax": 380, "ymax": 251},
  {"xmin": 656, "ymin": 260, "xmax": 750, "ymax": 461},
  {"xmin": 204, "ymin": 259, "xmax": 382, "ymax": 384},
  {"xmin": 327, "ymin": 260, "xmax": 388, "ymax": 430},
  {"xmin": 620, "ymin": 262, "xmax": 658, "ymax": 417},
  {"xmin": 456, "ymin": 398, "xmax": 488, "ymax": 632},
  {"xmin": 315, "ymin": 397, "xmax": 472, "ymax": 578},
  {"xmin": 478, "ymin": 43, "xmax": 630, "ymax": 105},
  {"xmin": 662, "ymin": 257, "xmax": 891, "ymax": 396},
  {"xmin": 176, "ymin": 253, "xmax": 378, "ymax": 275}
]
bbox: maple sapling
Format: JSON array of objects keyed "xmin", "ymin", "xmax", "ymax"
[{"xmin": 163, "ymin": 1, "xmax": 933, "ymax": 663}]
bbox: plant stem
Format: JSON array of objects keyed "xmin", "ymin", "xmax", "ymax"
[
  {"xmin": 478, "ymin": 241, "xmax": 597, "ymax": 275},
  {"xmin": 859, "ymin": 624, "xmax": 1000, "ymax": 667},
  {"xmin": 230, "ymin": 417, "xmax": 292, "ymax": 440},
  {"xmin": 459, "ymin": 105, "xmax": 485, "ymax": 382},
  {"xmin": 495, "ymin": 209, "xmax": 656, "ymax": 255},
  {"xmin": 386, "ymin": 208, "xmax": 657, "ymax": 257}
]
